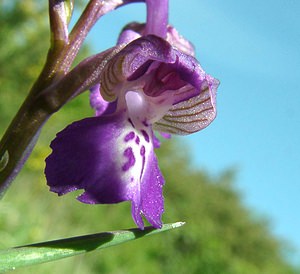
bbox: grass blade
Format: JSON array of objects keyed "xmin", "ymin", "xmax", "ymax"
[{"xmin": 0, "ymin": 222, "xmax": 185, "ymax": 272}]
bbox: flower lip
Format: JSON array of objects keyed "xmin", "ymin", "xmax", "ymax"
[{"xmin": 45, "ymin": 108, "xmax": 165, "ymax": 229}]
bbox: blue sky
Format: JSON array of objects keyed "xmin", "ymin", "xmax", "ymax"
[{"xmin": 85, "ymin": 0, "xmax": 300, "ymax": 263}]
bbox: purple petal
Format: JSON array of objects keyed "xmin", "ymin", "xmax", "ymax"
[
  {"xmin": 90, "ymin": 84, "xmax": 109, "ymax": 116},
  {"xmin": 159, "ymin": 132, "xmax": 171, "ymax": 139},
  {"xmin": 152, "ymin": 133, "xmax": 161, "ymax": 148},
  {"xmin": 152, "ymin": 132, "xmax": 171, "ymax": 149},
  {"xmin": 166, "ymin": 25, "xmax": 195, "ymax": 56},
  {"xmin": 118, "ymin": 23, "xmax": 195, "ymax": 56},
  {"xmin": 45, "ymin": 114, "xmax": 128, "ymax": 203},
  {"xmin": 131, "ymin": 148, "xmax": 164, "ymax": 229},
  {"xmin": 141, "ymin": 52, "xmax": 202, "ymax": 101},
  {"xmin": 45, "ymin": 111, "xmax": 164, "ymax": 229},
  {"xmin": 90, "ymin": 84, "xmax": 117, "ymax": 116},
  {"xmin": 117, "ymin": 29, "xmax": 141, "ymax": 44}
]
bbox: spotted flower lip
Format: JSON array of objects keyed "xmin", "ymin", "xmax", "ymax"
[{"xmin": 45, "ymin": 33, "xmax": 218, "ymax": 229}]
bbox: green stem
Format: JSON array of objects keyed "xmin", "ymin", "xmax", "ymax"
[{"xmin": 49, "ymin": 0, "xmax": 70, "ymax": 46}]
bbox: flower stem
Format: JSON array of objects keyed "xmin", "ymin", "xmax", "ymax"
[
  {"xmin": 49, "ymin": 0, "xmax": 70, "ymax": 47},
  {"xmin": 144, "ymin": 0, "xmax": 168, "ymax": 37}
]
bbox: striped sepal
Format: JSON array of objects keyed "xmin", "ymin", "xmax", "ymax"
[
  {"xmin": 100, "ymin": 54, "xmax": 126, "ymax": 102},
  {"xmin": 153, "ymin": 83, "xmax": 217, "ymax": 135}
]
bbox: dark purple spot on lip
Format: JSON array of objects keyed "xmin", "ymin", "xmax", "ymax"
[
  {"xmin": 122, "ymin": 147, "xmax": 135, "ymax": 171},
  {"xmin": 140, "ymin": 145, "xmax": 145, "ymax": 156},
  {"xmin": 142, "ymin": 120, "xmax": 149, "ymax": 127},
  {"xmin": 141, "ymin": 130, "xmax": 150, "ymax": 142},
  {"xmin": 124, "ymin": 131, "xmax": 135, "ymax": 142},
  {"xmin": 140, "ymin": 150, "xmax": 146, "ymax": 180},
  {"xmin": 135, "ymin": 136, "xmax": 140, "ymax": 145}
]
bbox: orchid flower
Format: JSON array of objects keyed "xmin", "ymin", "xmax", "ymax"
[{"xmin": 45, "ymin": 0, "xmax": 219, "ymax": 229}]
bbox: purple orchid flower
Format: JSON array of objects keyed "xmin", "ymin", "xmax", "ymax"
[{"xmin": 45, "ymin": 0, "xmax": 219, "ymax": 229}]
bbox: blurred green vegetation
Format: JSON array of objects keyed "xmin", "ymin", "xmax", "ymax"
[{"xmin": 0, "ymin": 1, "xmax": 299, "ymax": 273}]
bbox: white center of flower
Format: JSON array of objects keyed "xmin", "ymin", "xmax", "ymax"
[
  {"xmin": 125, "ymin": 90, "xmax": 174, "ymax": 127},
  {"xmin": 126, "ymin": 91, "xmax": 145, "ymax": 126}
]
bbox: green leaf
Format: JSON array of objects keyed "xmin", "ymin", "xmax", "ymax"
[{"xmin": 0, "ymin": 222, "xmax": 184, "ymax": 272}]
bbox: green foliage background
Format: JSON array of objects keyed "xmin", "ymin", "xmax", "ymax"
[{"xmin": 0, "ymin": 1, "xmax": 299, "ymax": 273}]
